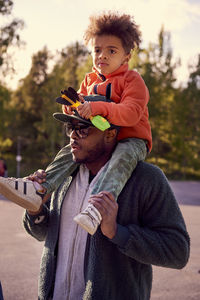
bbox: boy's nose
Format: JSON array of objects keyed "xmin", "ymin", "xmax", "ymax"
[{"xmin": 99, "ymin": 51, "xmax": 107, "ymax": 59}]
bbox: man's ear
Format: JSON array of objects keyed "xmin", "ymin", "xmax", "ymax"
[{"xmin": 105, "ymin": 128, "xmax": 118, "ymax": 143}]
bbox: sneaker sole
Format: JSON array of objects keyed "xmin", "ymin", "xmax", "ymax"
[{"xmin": 0, "ymin": 182, "xmax": 41, "ymax": 211}]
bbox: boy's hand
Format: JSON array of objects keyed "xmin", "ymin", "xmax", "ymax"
[
  {"xmin": 88, "ymin": 191, "xmax": 118, "ymax": 239},
  {"xmin": 78, "ymin": 94, "xmax": 85, "ymax": 103},
  {"xmin": 77, "ymin": 101, "xmax": 92, "ymax": 119},
  {"xmin": 62, "ymin": 94, "xmax": 85, "ymax": 115}
]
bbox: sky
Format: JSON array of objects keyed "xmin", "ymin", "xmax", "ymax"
[{"xmin": 3, "ymin": 0, "xmax": 200, "ymax": 89}]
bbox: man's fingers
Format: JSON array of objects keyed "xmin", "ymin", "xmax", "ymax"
[
  {"xmin": 89, "ymin": 192, "xmax": 118, "ymax": 239},
  {"xmin": 96, "ymin": 192, "xmax": 116, "ymax": 211},
  {"xmin": 26, "ymin": 169, "xmax": 46, "ymax": 183},
  {"xmin": 88, "ymin": 192, "xmax": 117, "ymax": 216},
  {"xmin": 100, "ymin": 191, "xmax": 115, "ymax": 202},
  {"xmin": 35, "ymin": 169, "xmax": 46, "ymax": 174}
]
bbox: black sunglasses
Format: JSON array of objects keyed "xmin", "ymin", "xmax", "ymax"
[{"xmin": 65, "ymin": 123, "xmax": 94, "ymax": 139}]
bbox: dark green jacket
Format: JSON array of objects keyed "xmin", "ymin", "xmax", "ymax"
[{"xmin": 23, "ymin": 162, "xmax": 190, "ymax": 300}]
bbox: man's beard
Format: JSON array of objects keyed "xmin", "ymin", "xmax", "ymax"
[{"xmin": 72, "ymin": 141, "xmax": 107, "ymax": 164}]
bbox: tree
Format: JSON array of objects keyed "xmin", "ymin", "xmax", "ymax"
[
  {"xmin": 130, "ymin": 27, "xmax": 179, "ymax": 172},
  {"xmin": 9, "ymin": 48, "xmax": 54, "ymax": 174},
  {"xmin": 0, "ymin": 83, "xmax": 13, "ymax": 153},
  {"xmin": 170, "ymin": 55, "xmax": 200, "ymax": 178},
  {"xmin": 55, "ymin": 41, "xmax": 89, "ymax": 90},
  {"xmin": 0, "ymin": 0, "xmax": 24, "ymax": 76}
]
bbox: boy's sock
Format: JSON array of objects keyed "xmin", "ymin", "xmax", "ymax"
[{"xmin": 33, "ymin": 181, "xmax": 46, "ymax": 194}]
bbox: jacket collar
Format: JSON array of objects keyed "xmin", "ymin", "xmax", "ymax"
[{"xmin": 92, "ymin": 64, "xmax": 129, "ymax": 81}]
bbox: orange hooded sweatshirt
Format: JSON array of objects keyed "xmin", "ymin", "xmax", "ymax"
[{"xmin": 66, "ymin": 64, "xmax": 152, "ymax": 151}]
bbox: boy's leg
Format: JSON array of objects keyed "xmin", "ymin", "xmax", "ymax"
[
  {"xmin": 42, "ymin": 144, "xmax": 79, "ymax": 193},
  {"xmin": 74, "ymin": 138, "xmax": 147, "ymax": 234},
  {"xmin": 91, "ymin": 138, "xmax": 147, "ymax": 199},
  {"xmin": 0, "ymin": 144, "xmax": 79, "ymax": 211}
]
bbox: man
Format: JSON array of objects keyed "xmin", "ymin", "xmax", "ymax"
[{"xmin": 23, "ymin": 111, "xmax": 190, "ymax": 300}]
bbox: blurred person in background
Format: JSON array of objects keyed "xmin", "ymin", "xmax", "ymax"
[{"xmin": 0, "ymin": 158, "xmax": 7, "ymax": 177}]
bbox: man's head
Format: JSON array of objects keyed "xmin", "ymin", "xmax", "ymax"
[
  {"xmin": 84, "ymin": 12, "xmax": 141, "ymax": 75},
  {"xmin": 66, "ymin": 120, "xmax": 118, "ymax": 167},
  {"xmin": 53, "ymin": 95, "xmax": 119, "ymax": 173}
]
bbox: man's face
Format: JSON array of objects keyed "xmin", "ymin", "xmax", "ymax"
[
  {"xmin": 68, "ymin": 120, "xmax": 109, "ymax": 165},
  {"xmin": 91, "ymin": 34, "xmax": 130, "ymax": 75}
]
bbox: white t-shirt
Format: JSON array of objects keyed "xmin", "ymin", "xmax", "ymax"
[{"xmin": 52, "ymin": 164, "xmax": 106, "ymax": 300}]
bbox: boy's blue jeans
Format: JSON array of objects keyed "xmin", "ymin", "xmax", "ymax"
[{"xmin": 42, "ymin": 138, "xmax": 147, "ymax": 200}]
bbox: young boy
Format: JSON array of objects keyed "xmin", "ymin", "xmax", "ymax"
[{"xmin": 0, "ymin": 12, "xmax": 152, "ymax": 235}]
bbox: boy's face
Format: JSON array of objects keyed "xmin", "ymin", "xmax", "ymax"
[{"xmin": 91, "ymin": 35, "xmax": 130, "ymax": 75}]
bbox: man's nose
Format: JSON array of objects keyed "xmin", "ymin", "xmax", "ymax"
[{"xmin": 69, "ymin": 129, "xmax": 77, "ymax": 139}]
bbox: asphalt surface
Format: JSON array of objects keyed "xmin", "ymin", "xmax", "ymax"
[{"xmin": 0, "ymin": 181, "xmax": 200, "ymax": 300}]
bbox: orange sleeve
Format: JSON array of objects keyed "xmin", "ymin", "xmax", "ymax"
[
  {"xmin": 90, "ymin": 72, "xmax": 149, "ymax": 127},
  {"xmin": 77, "ymin": 75, "xmax": 89, "ymax": 95}
]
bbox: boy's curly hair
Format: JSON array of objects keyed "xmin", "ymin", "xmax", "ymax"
[{"xmin": 84, "ymin": 12, "xmax": 141, "ymax": 54}]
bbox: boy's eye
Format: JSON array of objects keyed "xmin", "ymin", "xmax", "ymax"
[{"xmin": 110, "ymin": 49, "xmax": 116, "ymax": 54}]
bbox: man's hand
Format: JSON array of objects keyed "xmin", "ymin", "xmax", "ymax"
[
  {"xmin": 26, "ymin": 169, "xmax": 50, "ymax": 215},
  {"xmin": 27, "ymin": 169, "xmax": 47, "ymax": 185},
  {"xmin": 88, "ymin": 191, "xmax": 118, "ymax": 239}
]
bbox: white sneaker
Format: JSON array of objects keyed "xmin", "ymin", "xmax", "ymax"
[
  {"xmin": 73, "ymin": 203, "xmax": 102, "ymax": 235},
  {"xmin": 0, "ymin": 177, "xmax": 42, "ymax": 211}
]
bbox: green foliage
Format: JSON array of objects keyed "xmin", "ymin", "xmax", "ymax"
[
  {"xmin": 1, "ymin": 29, "xmax": 199, "ymax": 179},
  {"xmin": 1, "ymin": 43, "xmax": 88, "ymax": 176},
  {"xmin": 76, "ymin": 55, "xmax": 93, "ymax": 87},
  {"xmin": 129, "ymin": 28, "xmax": 200, "ymax": 179},
  {"xmin": 0, "ymin": 81, "xmax": 16, "ymax": 174},
  {"xmin": 0, "ymin": 0, "xmax": 24, "ymax": 76},
  {"xmin": 0, "ymin": 0, "xmax": 13, "ymax": 14},
  {"xmin": 169, "ymin": 55, "xmax": 200, "ymax": 179},
  {"xmin": 54, "ymin": 42, "xmax": 89, "ymax": 90},
  {"xmin": 0, "ymin": 83, "xmax": 12, "ymax": 150}
]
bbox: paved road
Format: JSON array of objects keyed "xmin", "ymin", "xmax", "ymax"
[
  {"xmin": 0, "ymin": 181, "xmax": 200, "ymax": 300},
  {"xmin": 169, "ymin": 181, "xmax": 200, "ymax": 206}
]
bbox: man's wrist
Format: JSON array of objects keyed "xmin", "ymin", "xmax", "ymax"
[
  {"xmin": 25, "ymin": 204, "xmax": 48, "ymax": 225},
  {"xmin": 109, "ymin": 224, "xmax": 130, "ymax": 247},
  {"xmin": 105, "ymin": 223, "xmax": 117, "ymax": 239}
]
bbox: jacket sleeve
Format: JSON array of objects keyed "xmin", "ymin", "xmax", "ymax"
[
  {"xmin": 23, "ymin": 203, "xmax": 50, "ymax": 242},
  {"xmin": 110, "ymin": 165, "xmax": 190, "ymax": 269},
  {"xmin": 78, "ymin": 75, "xmax": 89, "ymax": 95},
  {"xmin": 90, "ymin": 72, "xmax": 149, "ymax": 127}
]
